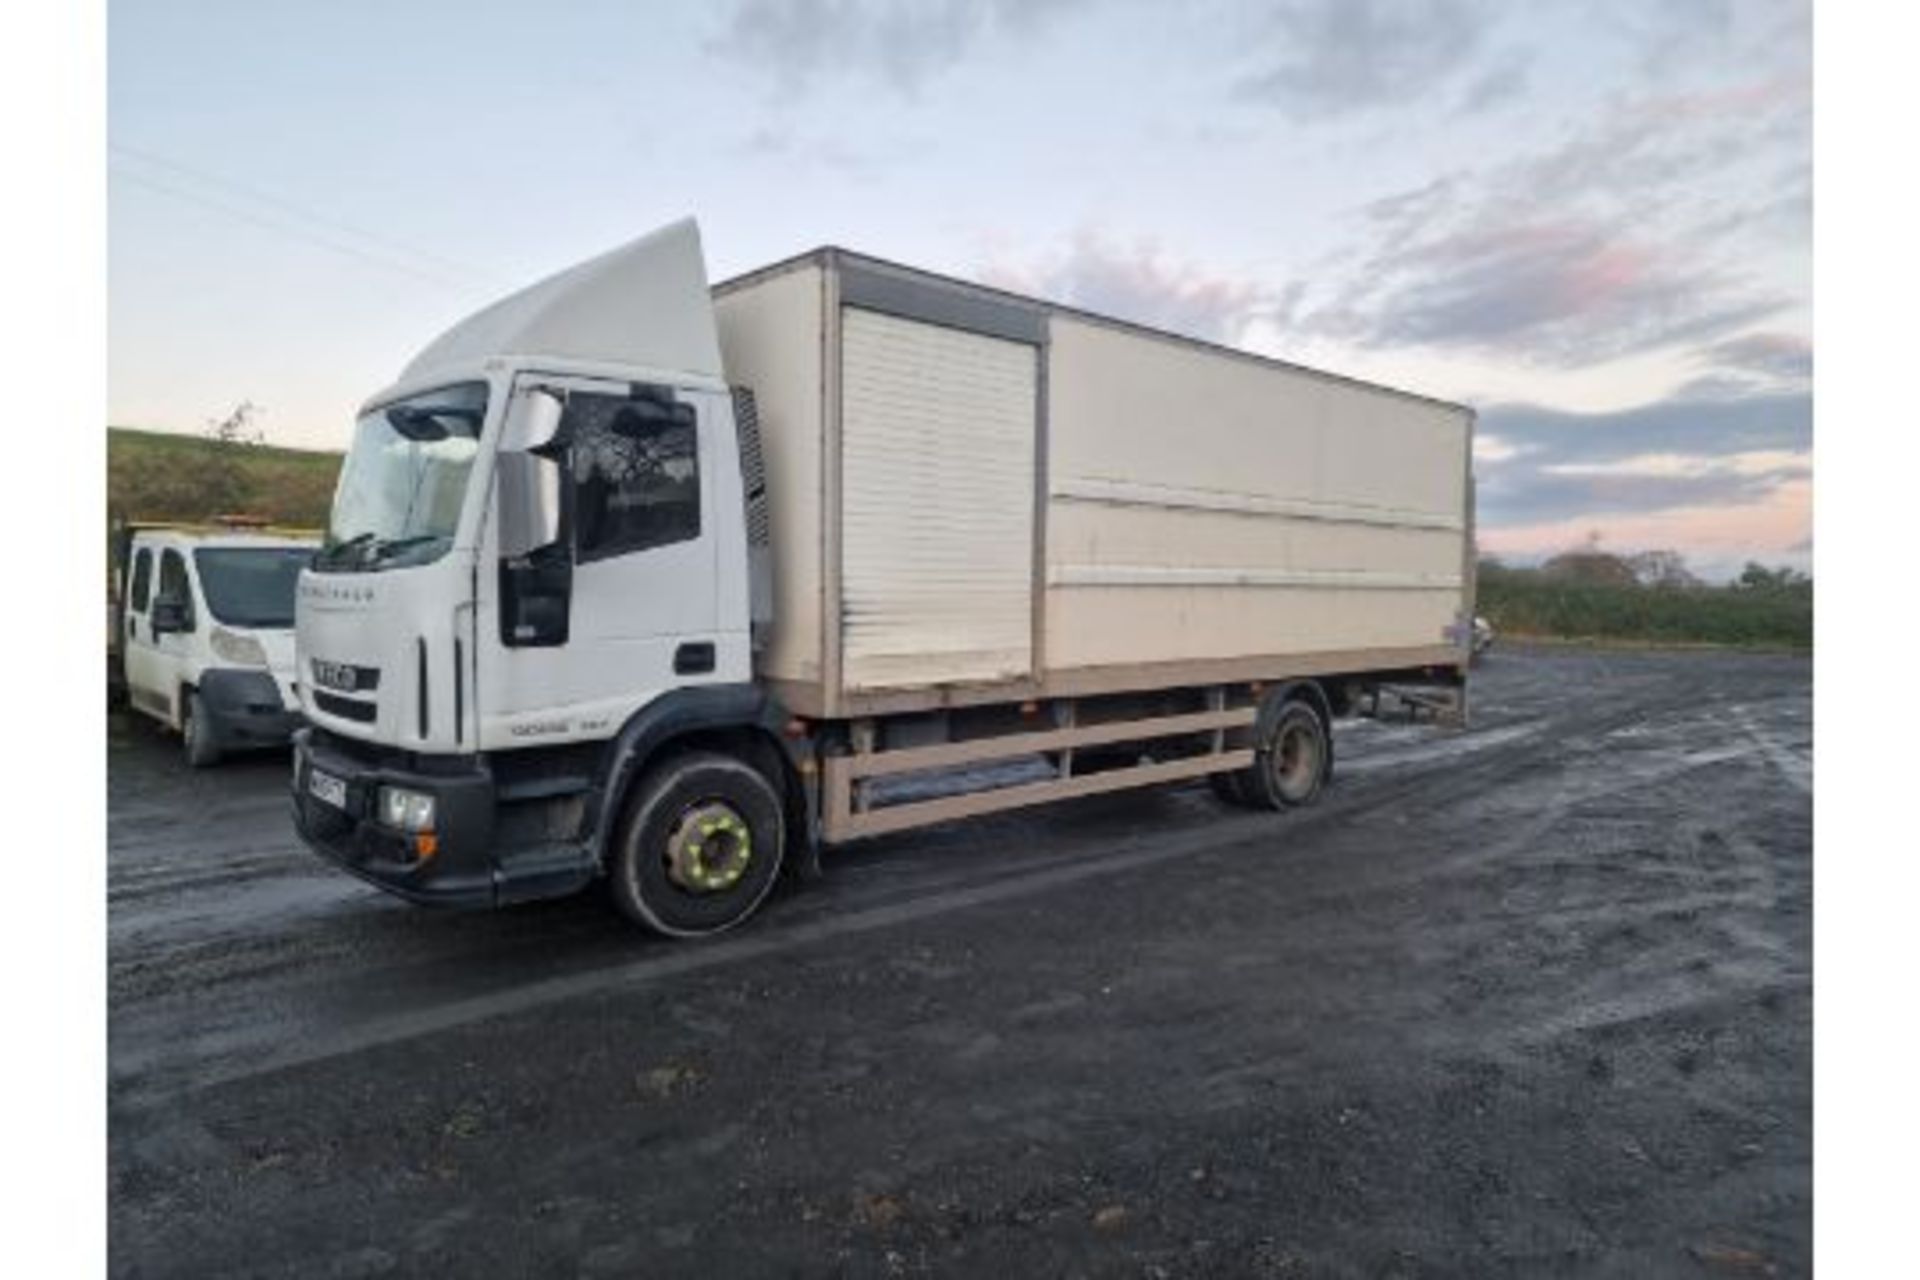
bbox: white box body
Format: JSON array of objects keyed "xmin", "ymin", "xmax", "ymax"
[{"xmin": 714, "ymin": 250, "xmax": 1474, "ymax": 718}]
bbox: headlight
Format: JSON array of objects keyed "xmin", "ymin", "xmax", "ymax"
[
  {"xmin": 209, "ymin": 626, "xmax": 269, "ymax": 666},
  {"xmin": 376, "ymin": 785, "xmax": 437, "ymax": 833}
]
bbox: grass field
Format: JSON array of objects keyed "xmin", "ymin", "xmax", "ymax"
[
  {"xmin": 107, "ymin": 427, "xmax": 341, "ymax": 529},
  {"xmin": 1477, "ymin": 566, "xmax": 1812, "ymax": 651}
]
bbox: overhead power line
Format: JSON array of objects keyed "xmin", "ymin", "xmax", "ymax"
[
  {"xmin": 109, "ymin": 141, "xmax": 507, "ymax": 293},
  {"xmin": 111, "ymin": 167, "xmax": 476, "ymax": 291}
]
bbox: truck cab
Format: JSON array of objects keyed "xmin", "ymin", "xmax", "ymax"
[
  {"xmin": 119, "ymin": 524, "xmax": 317, "ymax": 766},
  {"xmin": 291, "ymin": 220, "xmax": 784, "ymax": 926}
]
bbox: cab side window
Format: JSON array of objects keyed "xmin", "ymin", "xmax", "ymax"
[
  {"xmin": 157, "ymin": 548, "xmax": 195, "ymax": 630},
  {"xmin": 567, "ymin": 390, "xmax": 701, "ymax": 563},
  {"xmin": 129, "ymin": 548, "xmax": 153, "ymax": 613}
]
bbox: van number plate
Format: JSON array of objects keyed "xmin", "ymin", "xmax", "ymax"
[{"xmin": 308, "ymin": 767, "xmax": 347, "ymax": 810}]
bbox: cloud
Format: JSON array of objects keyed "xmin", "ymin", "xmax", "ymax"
[
  {"xmin": 731, "ymin": 125, "xmax": 926, "ymax": 182},
  {"xmin": 1479, "ymin": 457, "xmax": 1806, "ymax": 527},
  {"xmin": 1697, "ymin": 332, "xmax": 1812, "ymax": 384},
  {"xmin": 1456, "ymin": 49, "xmax": 1530, "ymax": 114},
  {"xmin": 1318, "ymin": 220, "xmax": 1786, "ymax": 363},
  {"xmin": 1596, "ymin": 0, "xmax": 1735, "ymax": 76},
  {"xmin": 1293, "ymin": 71, "xmax": 1808, "ymax": 367},
  {"xmin": 709, "ymin": 0, "xmax": 1084, "ymax": 96},
  {"xmin": 978, "ymin": 230, "xmax": 1277, "ymax": 344},
  {"xmin": 1227, "ymin": 2, "xmax": 1803, "ymax": 123},
  {"xmin": 1479, "ymin": 389, "xmax": 1809, "ymax": 469},
  {"xmin": 1596, "ymin": 0, "xmax": 1810, "ymax": 85},
  {"xmin": 1233, "ymin": 0, "xmax": 1497, "ymax": 119},
  {"xmin": 1472, "ymin": 388, "xmax": 1809, "ymax": 530}
]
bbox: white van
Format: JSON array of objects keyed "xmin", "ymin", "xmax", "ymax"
[{"xmin": 118, "ymin": 525, "xmax": 318, "ymax": 766}]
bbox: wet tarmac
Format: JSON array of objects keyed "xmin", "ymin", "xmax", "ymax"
[{"xmin": 109, "ymin": 644, "xmax": 1812, "ymax": 1277}]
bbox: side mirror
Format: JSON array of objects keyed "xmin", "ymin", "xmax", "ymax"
[
  {"xmin": 500, "ymin": 387, "xmax": 565, "ymax": 453},
  {"xmin": 150, "ymin": 596, "xmax": 190, "ymax": 635},
  {"xmin": 495, "ymin": 386, "xmax": 572, "ymax": 647},
  {"xmin": 496, "ymin": 451, "xmax": 563, "ymax": 560}
]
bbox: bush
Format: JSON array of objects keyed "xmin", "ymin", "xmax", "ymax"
[{"xmin": 1477, "ymin": 559, "xmax": 1810, "ymax": 649}]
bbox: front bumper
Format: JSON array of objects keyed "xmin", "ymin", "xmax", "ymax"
[
  {"xmin": 199, "ymin": 668, "xmax": 300, "ymax": 749},
  {"xmin": 290, "ymin": 728, "xmax": 499, "ymax": 907}
]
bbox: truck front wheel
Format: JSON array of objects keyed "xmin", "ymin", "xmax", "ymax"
[{"xmin": 609, "ymin": 751, "xmax": 787, "ymax": 937}]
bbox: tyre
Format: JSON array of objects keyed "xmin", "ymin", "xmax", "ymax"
[
  {"xmin": 181, "ymin": 690, "xmax": 221, "ymax": 768},
  {"xmin": 608, "ymin": 751, "xmax": 787, "ymax": 938},
  {"xmin": 1246, "ymin": 700, "xmax": 1329, "ymax": 810}
]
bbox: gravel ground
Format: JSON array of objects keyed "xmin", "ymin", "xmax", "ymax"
[{"xmin": 108, "ymin": 644, "xmax": 1812, "ymax": 1278}]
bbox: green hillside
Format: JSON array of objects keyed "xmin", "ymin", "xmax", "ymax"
[{"xmin": 107, "ymin": 427, "xmax": 342, "ymax": 529}]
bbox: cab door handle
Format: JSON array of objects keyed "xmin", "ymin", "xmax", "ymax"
[{"xmin": 674, "ymin": 641, "xmax": 715, "ymax": 676}]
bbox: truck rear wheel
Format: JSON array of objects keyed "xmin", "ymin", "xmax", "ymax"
[
  {"xmin": 609, "ymin": 751, "xmax": 786, "ymax": 938},
  {"xmin": 1248, "ymin": 701, "xmax": 1329, "ymax": 810}
]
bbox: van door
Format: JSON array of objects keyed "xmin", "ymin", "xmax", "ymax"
[
  {"xmin": 150, "ymin": 547, "xmax": 200, "ymax": 726},
  {"xmin": 122, "ymin": 546, "xmax": 167, "ymax": 719}
]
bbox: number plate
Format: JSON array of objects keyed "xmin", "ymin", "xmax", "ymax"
[{"xmin": 308, "ymin": 767, "xmax": 347, "ymax": 811}]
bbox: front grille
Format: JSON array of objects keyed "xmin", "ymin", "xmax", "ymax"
[{"xmin": 313, "ymin": 690, "xmax": 377, "ymax": 723}]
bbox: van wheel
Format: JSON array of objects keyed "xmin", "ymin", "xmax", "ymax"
[
  {"xmin": 181, "ymin": 690, "xmax": 221, "ymax": 768},
  {"xmin": 609, "ymin": 751, "xmax": 786, "ymax": 938},
  {"xmin": 1248, "ymin": 701, "xmax": 1329, "ymax": 809}
]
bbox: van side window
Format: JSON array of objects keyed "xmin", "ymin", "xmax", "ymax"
[
  {"xmin": 158, "ymin": 549, "xmax": 195, "ymax": 630},
  {"xmin": 567, "ymin": 390, "xmax": 701, "ymax": 563},
  {"xmin": 129, "ymin": 548, "xmax": 153, "ymax": 612}
]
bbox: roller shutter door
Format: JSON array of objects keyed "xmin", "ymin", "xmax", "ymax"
[{"xmin": 840, "ymin": 306, "xmax": 1038, "ymax": 689}]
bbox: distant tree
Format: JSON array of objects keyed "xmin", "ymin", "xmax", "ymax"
[
  {"xmin": 201, "ymin": 400, "xmax": 264, "ymax": 515},
  {"xmin": 1626, "ymin": 549, "xmax": 1701, "ymax": 590},
  {"xmin": 1542, "ymin": 541, "xmax": 1638, "ymax": 586},
  {"xmin": 1734, "ymin": 562, "xmax": 1811, "ymax": 593}
]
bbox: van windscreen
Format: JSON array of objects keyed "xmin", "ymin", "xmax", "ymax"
[{"xmin": 193, "ymin": 547, "xmax": 312, "ymax": 628}]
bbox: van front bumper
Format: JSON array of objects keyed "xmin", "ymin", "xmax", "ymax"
[
  {"xmin": 200, "ymin": 669, "xmax": 300, "ymax": 749},
  {"xmin": 290, "ymin": 728, "xmax": 499, "ymax": 908}
]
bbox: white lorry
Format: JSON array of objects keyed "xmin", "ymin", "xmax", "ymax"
[
  {"xmin": 292, "ymin": 219, "xmax": 1475, "ymax": 935},
  {"xmin": 117, "ymin": 523, "xmax": 317, "ymax": 765}
]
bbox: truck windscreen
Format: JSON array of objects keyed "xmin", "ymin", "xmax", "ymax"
[
  {"xmin": 193, "ymin": 548, "xmax": 313, "ymax": 628},
  {"xmin": 316, "ymin": 381, "xmax": 487, "ymax": 572}
]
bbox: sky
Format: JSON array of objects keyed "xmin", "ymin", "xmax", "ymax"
[{"xmin": 107, "ymin": 0, "xmax": 1811, "ymax": 580}]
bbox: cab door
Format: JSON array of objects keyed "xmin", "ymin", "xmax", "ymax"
[{"xmin": 473, "ymin": 374, "xmax": 737, "ymax": 748}]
